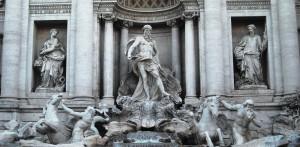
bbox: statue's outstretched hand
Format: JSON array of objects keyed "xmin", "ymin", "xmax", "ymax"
[{"xmin": 127, "ymin": 54, "xmax": 132, "ymax": 60}]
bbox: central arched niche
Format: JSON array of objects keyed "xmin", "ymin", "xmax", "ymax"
[
  {"xmin": 117, "ymin": 0, "xmax": 180, "ymax": 11},
  {"xmin": 115, "ymin": 0, "xmax": 183, "ymax": 23}
]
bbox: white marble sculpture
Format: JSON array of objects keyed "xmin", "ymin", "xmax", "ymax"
[
  {"xmin": 125, "ymin": 24, "xmax": 175, "ymax": 100},
  {"xmin": 34, "ymin": 28, "xmax": 66, "ymax": 92},
  {"xmin": 196, "ymin": 96, "xmax": 225, "ymax": 147},
  {"xmin": 35, "ymin": 94, "xmax": 72, "ymax": 144},
  {"xmin": 61, "ymin": 102, "xmax": 110, "ymax": 143},
  {"xmin": 234, "ymin": 24, "xmax": 267, "ymax": 89},
  {"xmin": 221, "ymin": 99, "xmax": 261, "ymax": 145}
]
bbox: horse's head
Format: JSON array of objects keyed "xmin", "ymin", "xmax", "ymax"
[
  {"xmin": 204, "ymin": 96, "xmax": 220, "ymax": 118},
  {"xmin": 49, "ymin": 93, "xmax": 63, "ymax": 106}
]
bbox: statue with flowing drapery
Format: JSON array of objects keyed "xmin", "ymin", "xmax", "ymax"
[{"xmin": 117, "ymin": 25, "xmax": 182, "ymax": 129}]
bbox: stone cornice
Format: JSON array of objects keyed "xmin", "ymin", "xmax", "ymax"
[{"xmin": 227, "ymin": 0, "xmax": 270, "ymax": 10}]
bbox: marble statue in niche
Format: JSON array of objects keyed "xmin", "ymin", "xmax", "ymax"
[
  {"xmin": 118, "ymin": 24, "xmax": 182, "ymax": 130},
  {"xmin": 234, "ymin": 24, "xmax": 267, "ymax": 89},
  {"xmin": 34, "ymin": 28, "xmax": 66, "ymax": 92},
  {"xmin": 221, "ymin": 99, "xmax": 261, "ymax": 145},
  {"xmin": 126, "ymin": 24, "xmax": 171, "ymax": 100}
]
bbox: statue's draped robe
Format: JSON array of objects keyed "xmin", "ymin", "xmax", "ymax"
[
  {"xmin": 40, "ymin": 38, "xmax": 65, "ymax": 88},
  {"xmin": 118, "ymin": 37, "xmax": 182, "ymax": 128},
  {"xmin": 234, "ymin": 35, "xmax": 264, "ymax": 85},
  {"xmin": 121, "ymin": 37, "xmax": 181, "ymax": 101}
]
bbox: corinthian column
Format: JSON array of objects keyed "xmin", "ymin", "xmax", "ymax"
[
  {"xmin": 167, "ymin": 20, "xmax": 181, "ymax": 81},
  {"xmin": 204, "ymin": 0, "xmax": 225, "ymax": 95},
  {"xmin": 74, "ymin": 0, "xmax": 94, "ymax": 96},
  {"xmin": 183, "ymin": 13, "xmax": 197, "ymax": 104},
  {"xmin": 120, "ymin": 21, "xmax": 131, "ymax": 81},
  {"xmin": 1, "ymin": 0, "xmax": 22, "ymax": 96},
  {"xmin": 102, "ymin": 14, "xmax": 115, "ymax": 106},
  {"xmin": 277, "ymin": 0, "xmax": 300, "ymax": 93}
]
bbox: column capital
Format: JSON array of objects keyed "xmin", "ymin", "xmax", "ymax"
[
  {"xmin": 102, "ymin": 13, "xmax": 116, "ymax": 21},
  {"xmin": 182, "ymin": 12, "xmax": 196, "ymax": 20},
  {"xmin": 166, "ymin": 19, "xmax": 178, "ymax": 27},
  {"xmin": 121, "ymin": 20, "xmax": 133, "ymax": 28}
]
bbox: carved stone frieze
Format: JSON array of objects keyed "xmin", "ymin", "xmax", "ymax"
[
  {"xmin": 227, "ymin": 0, "xmax": 270, "ymax": 10},
  {"xmin": 29, "ymin": 4, "xmax": 71, "ymax": 14}
]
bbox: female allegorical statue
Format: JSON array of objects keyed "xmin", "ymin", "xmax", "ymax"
[
  {"xmin": 234, "ymin": 24, "xmax": 267, "ymax": 88},
  {"xmin": 34, "ymin": 28, "xmax": 66, "ymax": 92}
]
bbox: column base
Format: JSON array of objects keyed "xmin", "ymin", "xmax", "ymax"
[
  {"xmin": 184, "ymin": 96, "xmax": 199, "ymax": 106},
  {"xmin": 101, "ymin": 96, "xmax": 115, "ymax": 106},
  {"xmin": 66, "ymin": 96, "xmax": 96, "ymax": 106}
]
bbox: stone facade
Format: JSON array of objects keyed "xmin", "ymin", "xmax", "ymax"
[{"xmin": 0, "ymin": 0, "xmax": 299, "ymax": 146}]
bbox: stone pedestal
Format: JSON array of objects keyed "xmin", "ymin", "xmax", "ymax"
[{"xmin": 239, "ymin": 85, "xmax": 268, "ymax": 90}]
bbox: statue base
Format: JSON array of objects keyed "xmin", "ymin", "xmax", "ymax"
[
  {"xmin": 239, "ymin": 84, "xmax": 267, "ymax": 90},
  {"xmin": 35, "ymin": 87, "xmax": 64, "ymax": 93}
]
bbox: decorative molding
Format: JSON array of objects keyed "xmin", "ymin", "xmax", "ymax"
[
  {"xmin": 29, "ymin": 3, "xmax": 71, "ymax": 14},
  {"xmin": 30, "ymin": 0, "xmax": 71, "ymax": 4},
  {"xmin": 96, "ymin": 0, "xmax": 116, "ymax": 14},
  {"xmin": 181, "ymin": 0, "xmax": 200, "ymax": 12},
  {"xmin": 197, "ymin": 0, "xmax": 204, "ymax": 9},
  {"xmin": 117, "ymin": 0, "xmax": 180, "ymax": 12},
  {"xmin": 227, "ymin": 0, "xmax": 270, "ymax": 10},
  {"xmin": 113, "ymin": 3, "xmax": 184, "ymax": 23}
]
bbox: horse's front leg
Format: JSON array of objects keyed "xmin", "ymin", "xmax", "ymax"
[
  {"xmin": 205, "ymin": 131, "xmax": 214, "ymax": 147},
  {"xmin": 217, "ymin": 128, "xmax": 225, "ymax": 146}
]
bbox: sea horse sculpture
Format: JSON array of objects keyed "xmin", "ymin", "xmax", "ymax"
[
  {"xmin": 35, "ymin": 94, "xmax": 72, "ymax": 144},
  {"xmin": 196, "ymin": 96, "xmax": 225, "ymax": 147}
]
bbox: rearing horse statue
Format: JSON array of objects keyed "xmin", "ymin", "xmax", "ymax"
[
  {"xmin": 35, "ymin": 94, "xmax": 72, "ymax": 144},
  {"xmin": 196, "ymin": 96, "xmax": 225, "ymax": 147}
]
